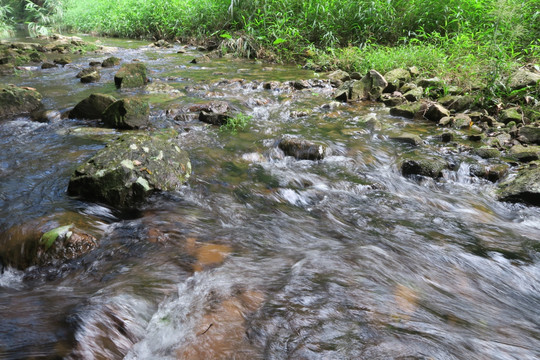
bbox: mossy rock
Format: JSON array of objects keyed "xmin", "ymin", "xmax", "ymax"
[
  {"xmin": 102, "ymin": 98, "xmax": 150, "ymax": 129},
  {"xmin": 474, "ymin": 147, "xmax": 500, "ymax": 159},
  {"xmin": 499, "ymin": 108, "xmax": 522, "ymax": 124},
  {"xmin": 508, "ymin": 69, "xmax": 540, "ymax": 90},
  {"xmin": 53, "ymin": 56, "xmax": 72, "ymax": 65},
  {"xmin": 28, "ymin": 51, "xmax": 45, "ymax": 62},
  {"xmin": 114, "ymin": 63, "xmax": 148, "ymax": 88},
  {"xmin": 439, "ymin": 95, "xmax": 475, "ymax": 112},
  {"xmin": 70, "ymin": 93, "xmax": 117, "ymax": 120},
  {"xmin": 403, "ymin": 87, "xmax": 423, "ymax": 102},
  {"xmin": 80, "ymin": 69, "xmax": 101, "ymax": 83},
  {"xmin": 384, "ymin": 68, "xmax": 411, "ymax": 93},
  {"xmin": 470, "ymin": 163, "xmax": 508, "ymax": 182},
  {"xmin": 508, "ymin": 144, "xmax": 540, "ymax": 162},
  {"xmin": 67, "ymin": 130, "xmax": 191, "ymax": 208},
  {"xmin": 0, "ymin": 63, "xmax": 14, "ymax": 75},
  {"xmin": 389, "ymin": 132, "xmax": 422, "ymax": 146},
  {"xmin": 101, "ymin": 56, "xmax": 121, "ymax": 67},
  {"xmin": 327, "ymin": 70, "xmax": 350, "ymax": 83},
  {"xmin": 401, "ymin": 155, "xmax": 447, "ymax": 178},
  {"xmin": 0, "ymin": 85, "xmax": 42, "ymax": 118},
  {"xmin": 498, "ymin": 163, "xmax": 540, "ymax": 206},
  {"xmin": 518, "ymin": 126, "xmax": 540, "ymax": 145},
  {"xmin": 389, "ymin": 102, "xmax": 424, "ymax": 119},
  {"xmin": 425, "ymin": 103, "xmax": 450, "ymax": 122}
]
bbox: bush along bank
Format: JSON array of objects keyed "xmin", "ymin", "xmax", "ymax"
[{"xmin": 323, "ymin": 65, "xmax": 540, "ymax": 206}]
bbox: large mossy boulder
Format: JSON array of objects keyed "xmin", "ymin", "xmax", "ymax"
[
  {"xmin": 0, "ymin": 85, "xmax": 42, "ymax": 118},
  {"xmin": 67, "ymin": 130, "xmax": 192, "ymax": 208},
  {"xmin": 114, "ymin": 63, "xmax": 148, "ymax": 88},
  {"xmin": 70, "ymin": 93, "xmax": 117, "ymax": 120},
  {"xmin": 102, "ymin": 98, "xmax": 150, "ymax": 129},
  {"xmin": 498, "ymin": 164, "xmax": 540, "ymax": 206}
]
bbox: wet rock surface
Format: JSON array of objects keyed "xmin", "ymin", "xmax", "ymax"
[
  {"xmin": 498, "ymin": 163, "xmax": 540, "ymax": 206},
  {"xmin": 102, "ymin": 98, "xmax": 150, "ymax": 129},
  {"xmin": 278, "ymin": 137, "xmax": 329, "ymax": 160},
  {"xmin": 70, "ymin": 93, "xmax": 117, "ymax": 120},
  {"xmin": 114, "ymin": 63, "xmax": 148, "ymax": 88},
  {"xmin": 67, "ymin": 130, "xmax": 191, "ymax": 208},
  {"xmin": 0, "ymin": 84, "xmax": 42, "ymax": 118}
]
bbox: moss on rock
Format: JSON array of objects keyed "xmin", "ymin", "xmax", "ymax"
[{"xmin": 67, "ymin": 130, "xmax": 191, "ymax": 208}]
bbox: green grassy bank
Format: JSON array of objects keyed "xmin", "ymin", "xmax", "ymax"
[{"xmin": 2, "ymin": 0, "xmax": 539, "ymax": 97}]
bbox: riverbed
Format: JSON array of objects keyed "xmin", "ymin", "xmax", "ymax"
[{"xmin": 0, "ymin": 35, "xmax": 539, "ymax": 359}]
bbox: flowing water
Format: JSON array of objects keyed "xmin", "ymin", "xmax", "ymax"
[{"xmin": 0, "ymin": 35, "xmax": 539, "ymax": 360}]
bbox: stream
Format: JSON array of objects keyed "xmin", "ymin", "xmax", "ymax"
[{"xmin": 0, "ymin": 35, "xmax": 539, "ymax": 360}]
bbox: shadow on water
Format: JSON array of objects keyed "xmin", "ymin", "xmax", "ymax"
[{"xmin": 0, "ymin": 34, "xmax": 539, "ymax": 359}]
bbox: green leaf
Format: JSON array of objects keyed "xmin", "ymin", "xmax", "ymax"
[
  {"xmin": 40, "ymin": 224, "xmax": 73, "ymax": 250},
  {"xmin": 273, "ymin": 38, "xmax": 286, "ymax": 45},
  {"xmin": 220, "ymin": 32, "xmax": 232, "ymax": 39}
]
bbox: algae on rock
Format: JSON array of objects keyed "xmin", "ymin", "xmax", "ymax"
[{"xmin": 68, "ymin": 130, "xmax": 192, "ymax": 208}]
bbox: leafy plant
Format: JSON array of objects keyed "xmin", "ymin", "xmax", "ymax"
[{"xmin": 220, "ymin": 113, "xmax": 252, "ymax": 135}]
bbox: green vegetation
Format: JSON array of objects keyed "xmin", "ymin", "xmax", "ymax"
[
  {"xmin": 0, "ymin": 1, "xmax": 14, "ymax": 37},
  {"xmin": 220, "ymin": 114, "xmax": 252, "ymax": 135},
  {"xmin": 2, "ymin": 0, "xmax": 539, "ymax": 100}
]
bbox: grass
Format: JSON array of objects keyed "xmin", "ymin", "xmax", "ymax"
[{"xmin": 3, "ymin": 0, "xmax": 539, "ymax": 105}]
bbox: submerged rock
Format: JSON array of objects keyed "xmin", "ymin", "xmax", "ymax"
[
  {"xmin": 0, "ymin": 223, "xmax": 98, "ymax": 270},
  {"xmin": 498, "ymin": 164, "xmax": 540, "ymax": 206},
  {"xmin": 102, "ymin": 98, "xmax": 150, "ymax": 129},
  {"xmin": 67, "ymin": 130, "xmax": 191, "ymax": 208},
  {"xmin": 278, "ymin": 137, "xmax": 329, "ymax": 160},
  {"xmin": 0, "ymin": 84, "xmax": 42, "ymax": 118},
  {"xmin": 36, "ymin": 225, "xmax": 99, "ymax": 266},
  {"xmin": 70, "ymin": 93, "xmax": 117, "ymax": 120},
  {"xmin": 114, "ymin": 63, "xmax": 148, "ymax": 88}
]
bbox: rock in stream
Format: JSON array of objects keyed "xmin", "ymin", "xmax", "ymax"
[{"xmin": 67, "ymin": 129, "xmax": 191, "ymax": 208}]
